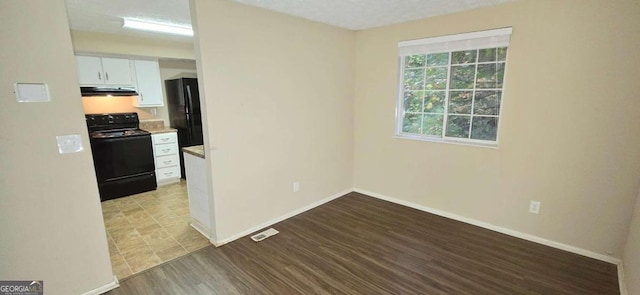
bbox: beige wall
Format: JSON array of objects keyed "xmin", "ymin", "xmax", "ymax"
[
  {"xmin": 0, "ymin": 1, "xmax": 114, "ymax": 294},
  {"xmin": 71, "ymin": 30, "xmax": 195, "ymax": 60},
  {"xmin": 623, "ymin": 190, "xmax": 640, "ymax": 293},
  {"xmin": 353, "ymin": 0, "xmax": 640, "ymax": 257},
  {"xmin": 81, "ymin": 96, "xmax": 158, "ymax": 120},
  {"xmin": 190, "ymin": 0, "xmax": 355, "ymax": 241}
]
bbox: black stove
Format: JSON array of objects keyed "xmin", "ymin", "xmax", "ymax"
[
  {"xmin": 89, "ymin": 129, "xmax": 150, "ymax": 139},
  {"xmin": 86, "ymin": 113, "xmax": 156, "ymax": 201}
]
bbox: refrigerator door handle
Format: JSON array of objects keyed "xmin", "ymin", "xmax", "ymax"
[{"xmin": 186, "ymin": 85, "xmax": 193, "ymax": 112}]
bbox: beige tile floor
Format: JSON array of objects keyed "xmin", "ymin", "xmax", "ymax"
[{"xmin": 101, "ymin": 181, "xmax": 211, "ymax": 279}]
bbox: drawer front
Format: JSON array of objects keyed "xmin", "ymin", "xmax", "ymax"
[
  {"xmin": 152, "ymin": 132, "xmax": 177, "ymax": 145},
  {"xmin": 156, "ymin": 166, "xmax": 180, "ymax": 181},
  {"xmin": 156, "ymin": 154, "xmax": 179, "ymax": 169},
  {"xmin": 154, "ymin": 143, "xmax": 177, "ymax": 157}
]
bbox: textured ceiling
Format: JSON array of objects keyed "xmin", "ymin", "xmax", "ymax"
[
  {"xmin": 65, "ymin": 0, "xmax": 193, "ymax": 41},
  {"xmin": 65, "ymin": 0, "xmax": 517, "ymax": 40},
  {"xmin": 233, "ymin": 0, "xmax": 516, "ymax": 30}
]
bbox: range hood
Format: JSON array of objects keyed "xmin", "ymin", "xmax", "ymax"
[{"xmin": 81, "ymin": 87, "xmax": 138, "ymax": 97}]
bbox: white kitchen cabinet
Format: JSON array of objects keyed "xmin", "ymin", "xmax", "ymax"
[
  {"xmin": 75, "ymin": 56, "xmax": 104, "ymax": 85},
  {"xmin": 101, "ymin": 57, "xmax": 133, "ymax": 85},
  {"xmin": 75, "ymin": 55, "xmax": 133, "ymax": 86},
  {"xmin": 151, "ymin": 132, "xmax": 181, "ymax": 184},
  {"xmin": 132, "ymin": 60, "xmax": 164, "ymax": 107}
]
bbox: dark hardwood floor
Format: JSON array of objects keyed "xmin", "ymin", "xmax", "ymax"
[{"xmin": 107, "ymin": 192, "xmax": 620, "ymax": 295}]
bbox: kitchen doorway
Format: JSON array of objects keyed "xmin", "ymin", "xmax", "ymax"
[{"xmin": 101, "ymin": 182, "xmax": 209, "ymax": 279}]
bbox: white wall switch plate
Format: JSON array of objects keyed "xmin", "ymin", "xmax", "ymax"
[
  {"xmin": 293, "ymin": 181, "xmax": 300, "ymax": 193},
  {"xmin": 56, "ymin": 134, "xmax": 84, "ymax": 154},
  {"xmin": 15, "ymin": 83, "xmax": 50, "ymax": 102},
  {"xmin": 529, "ymin": 201, "xmax": 541, "ymax": 214},
  {"xmin": 250, "ymin": 228, "xmax": 279, "ymax": 242}
]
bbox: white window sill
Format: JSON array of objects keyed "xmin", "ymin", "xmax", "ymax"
[{"xmin": 392, "ymin": 134, "xmax": 499, "ymax": 149}]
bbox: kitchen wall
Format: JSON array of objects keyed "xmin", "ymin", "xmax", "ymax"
[
  {"xmin": 71, "ymin": 30, "xmax": 195, "ymax": 60},
  {"xmin": 0, "ymin": 0, "xmax": 115, "ymax": 294},
  {"xmin": 353, "ymin": 0, "xmax": 640, "ymax": 258},
  {"xmin": 81, "ymin": 96, "xmax": 158, "ymax": 119},
  {"xmin": 623, "ymin": 190, "xmax": 640, "ymax": 294},
  {"xmin": 190, "ymin": 0, "xmax": 355, "ymax": 241}
]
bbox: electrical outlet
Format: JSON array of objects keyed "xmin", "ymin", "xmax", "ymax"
[
  {"xmin": 529, "ymin": 201, "xmax": 541, "ymax": 214},
  {"xmin": 293, "ymin": 181, "xmax": 300, "ymax": 193}
]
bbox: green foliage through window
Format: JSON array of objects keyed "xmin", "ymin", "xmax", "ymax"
[{"xmin": 399, "ymin": 47, "xmax": 507, "ymax": 143}]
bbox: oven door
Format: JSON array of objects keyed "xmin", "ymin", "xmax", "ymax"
[{"xmin": 90, "ymin": 134, "xmax": 155, "ymax": 182}]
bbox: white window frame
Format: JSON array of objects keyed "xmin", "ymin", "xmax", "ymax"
[{"xmin": 394, "ymin": 28, "xmax": 512, "ymax": 148}]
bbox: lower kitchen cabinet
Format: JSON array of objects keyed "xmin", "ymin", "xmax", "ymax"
[{"xmin": 151, "ymin": 132, "xmax": 181, "ymax": 184}]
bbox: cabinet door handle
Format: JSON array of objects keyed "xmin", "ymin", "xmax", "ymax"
[
  {"xmin": 140, "ymin": 93, "xmax": 143, "ymax": 101},
  {"xmin": 98, "ymin": 72, "xmax": 101, "ymax": 80},
  {"xmin": 163, "ymin": 160, "xmax": 172, "ymax": 165},
  {"xmin": 164, "ymin": 172, "xmax": 173, "ymax": 176},
  {"xmin": 105, "ymin": 72, "xmax": 109, "ymax": 81},
  {"xmin": 162, "ymin": 149, "xmax": 171, "ymax": 153},
  {"xmin": 161, "ymin": 138, "xmax": 169, "ymax": 142}
]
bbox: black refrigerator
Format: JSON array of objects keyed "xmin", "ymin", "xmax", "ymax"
[{"xmin": 165, "ymin": 77, "xmax": 204, "ymax": 179}]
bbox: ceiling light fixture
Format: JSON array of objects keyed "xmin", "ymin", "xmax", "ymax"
[{"xmin": 122, "ymin": 18, "xmax": 193, "ymax": 36}]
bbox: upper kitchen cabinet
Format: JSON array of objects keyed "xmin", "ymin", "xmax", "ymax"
[
  {"xmin": 75, "ymin": 55, "xmax": 134, "ymax": 86},
  {"xmin": 132, "ymin": 60, "xmax": 164, "ymax": 107}
]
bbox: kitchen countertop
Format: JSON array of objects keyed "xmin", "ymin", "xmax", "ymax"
[
  {"xmin": 182, "ymin": 145, "xmax": 205, "ymax": 159},
  {"xmin": 142, "ymin": 127, "xmax": 177, "ymax": 134}
]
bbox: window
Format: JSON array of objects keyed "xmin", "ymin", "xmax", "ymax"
[{"xmin": 396, "ymin": 28, "xmax": 512, "ymax": 146}]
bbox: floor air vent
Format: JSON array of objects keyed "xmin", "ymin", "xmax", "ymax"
[{"xmin": 250, "ymin": 228, "xmax": 279, "ymax": 242}]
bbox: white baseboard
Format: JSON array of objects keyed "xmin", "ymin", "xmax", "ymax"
[
  {"xmin": 190, "ymin": 218, "xmax": 212, "ymax": 239},
  {"xmin": 157, "ymin": 177, "xmax": 181, "ymax": 186},
  {"xmin": 618, "ymin": 262, "xmax": 628, "ymax": 295},
  {"xmin": 353, "ymin": 188, "xmax": 621, "ymax": 265},
  {"xmin": 80, "ymin": 275, "xmax": 119, "ymax": 295},
  {"xmin": 213, "ymin": 188, "xmax": 352, "ymax": 246}
]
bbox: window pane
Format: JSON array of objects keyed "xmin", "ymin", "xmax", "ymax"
[
  {"xmin": 424, "ymin": 91, "xmax": 445, "ymax": 113},
  {"xmin": 427, "ymin": 53, "xmax": 449, "ymax": 66},
  {"xmin": 422, "ymin": 114, "xmax": 443, "ymax": 136},
  {"xmin": 404, "ymin": 69, "xmax": 425, "ymax": 91},
  {"xmin": 474, "ymin": 91, "xmax": 501, "ymax": 115},
  {"xmin": 476, "ymin": 63, "xmax": 497, "ymax": 89},
  {"xmin": 425, "ymin": 67, "xmax": 447, "ymax": 90},
  {"xmin": 448, "ymin": 91, "xmax": 473, "ymax": 114},
  {"xmin": 452, "ymin": 50, "xmax": 477, "ymax": 64},
  {"xmin": 402, "ymin": 113, "xmax": 421, "ymax": 134},
  {"xmin": 471, "ymin": 116, "xmax": 498, "ymax": 141},
  {"xmin": 446, "ymin": 115, "xmax": 470, "ymax": 138},
  {"xmin": 497, "ymin": 47, "xmax": 508, "ymax": 61},
  {"xmin": 405, "ymin": 55, "xmax": 426, "ymax": 68},
  {"xmin": 403, "ymin": 91, "xmax": 423, "ymax": 112},
  {"xmin": 497, "ymin": 63, "xmax": 506, "ymax": 88},
  {"xmin": 450, "ymin": 65, "xmax": 475, "ymax": 89},
  {"xmin": 478, "ymin": 48, "xmax": 497, "ymax": 62}
]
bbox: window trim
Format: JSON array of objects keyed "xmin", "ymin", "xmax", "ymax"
[{"xmin": 394, "ymin": 28, "xmax": 512, "ymax": 147}]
